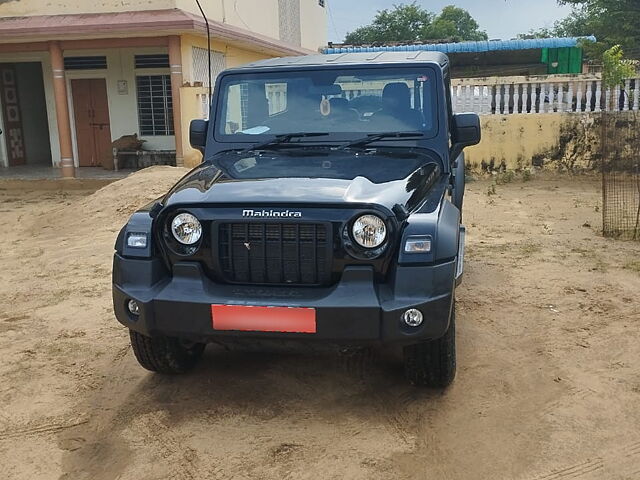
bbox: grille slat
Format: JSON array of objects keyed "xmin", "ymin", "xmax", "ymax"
[{"xmin": 219, "ymin": 222, "xmax": 330, "ymax": 286}]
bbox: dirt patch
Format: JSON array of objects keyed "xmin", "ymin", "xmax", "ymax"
[{"xmin": 1, "ymin": 168, "xmax": 639, "ymax": 479}]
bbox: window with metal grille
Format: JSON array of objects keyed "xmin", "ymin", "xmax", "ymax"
[
  {"xmin": 135, "ymin": 54, "xmax": 170, "ymax": 69},
  {"xmin": 192, "ymin": 47, "xmax": 226, "ymax": 87},
  {"xmin": 64, "ymin": 56, "xmax": 107, "ymax": 70},
  {"xmin": 136, "ymin": 75, "xmax": 174, "ymax": 136}
]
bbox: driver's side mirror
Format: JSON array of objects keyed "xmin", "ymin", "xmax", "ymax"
[
  {"xmin": 452, "ymin": 113, "xmax": 481, "ymax": 147},
  {"xmin": 190, "ymin": 119, "xmax": 209, "ymax": 151},
  {"xmin": 450, "ymin": 113, "xmax": 481, "ymax": 161}
]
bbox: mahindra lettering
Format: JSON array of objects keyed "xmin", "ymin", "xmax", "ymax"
[{"xmin": 112, "ymin": 52, "xmax": 480, "ymax": 387}]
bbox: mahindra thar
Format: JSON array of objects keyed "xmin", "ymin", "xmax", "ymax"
[{"xmin": 113, "ymin": 51, "xmax": 480, "ymax": 387}]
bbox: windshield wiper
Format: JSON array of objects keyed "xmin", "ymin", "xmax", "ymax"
[
  {"xmin": 338, "ymin": 132, "xmax": 425, "ymax": 150},
  {"xmin": 240, "ymin": 132, "xmax": 329, "ymax": 154}
]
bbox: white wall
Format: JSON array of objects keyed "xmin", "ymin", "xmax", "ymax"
[
  {"xmin": 300, "ymin": 0, "xmax": 327, "ymax": 52},
  {"xmin": 64, "ymin": 47, "xmax": 175, "ymax": 167},
  {"xmin": 176, "ymin": 0, "xmax": 281, "ymax": 41},
  {"xmin": 0, "ymin": 0, "xmax": 175, "ymax": 16},
  {"xmin": 0, "ymin": 48, "xmax": 176, "ymax": 168}
]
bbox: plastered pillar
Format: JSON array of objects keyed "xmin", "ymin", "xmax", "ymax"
[{"xmin": 48, "ymin": 41, "xmax": 75, "ymax": 178}]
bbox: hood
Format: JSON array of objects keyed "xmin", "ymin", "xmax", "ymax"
[{"xmin": 163, "ymin": 158, "xmax": 440, "ymax": 214}]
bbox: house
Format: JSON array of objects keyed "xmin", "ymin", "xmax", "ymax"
[
  {"xmin": 0, "ymin": 0, "xmax": 327, "ymax": 177},
  {"xmin": 324, "ymin": 36, "xmax": 596, "ymax": 78}
]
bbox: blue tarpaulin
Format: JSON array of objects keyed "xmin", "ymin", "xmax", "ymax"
[{"xmin": 323, "ymin": 36, "xmax": 597, "ymax": 55}]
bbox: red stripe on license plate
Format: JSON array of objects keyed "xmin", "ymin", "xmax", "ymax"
[{"xmin": 211, "ymin": 305, "xmax": 316, "ymax": 334}]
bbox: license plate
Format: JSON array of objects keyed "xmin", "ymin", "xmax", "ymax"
[{"xmin": 211, "ymin": 305, "xmax": 317, "ymax": 334}]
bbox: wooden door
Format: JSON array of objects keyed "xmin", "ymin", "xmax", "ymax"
[
  {"xmin": 0, "ymin": 63, "xmax": 27, "ymax": 166},
  {"xmin": 71, "ymin": 79, "xmax": 112, "ymax": 167}
]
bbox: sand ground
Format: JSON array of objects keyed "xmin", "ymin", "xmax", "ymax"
[{"xmin": 0, "ymin": 167, "xmax": 639, "ymax": 480}]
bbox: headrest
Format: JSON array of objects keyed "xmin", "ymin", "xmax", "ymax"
[{"xmin": 382, "ymin": 83, "xmax": 411, "ymax": 110}]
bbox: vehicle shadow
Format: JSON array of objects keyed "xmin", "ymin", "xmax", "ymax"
[{"xmin": 56, "ymin": 345, "xmax": 448, "ymax": 479}]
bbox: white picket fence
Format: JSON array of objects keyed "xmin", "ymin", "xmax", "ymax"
[{"xmin": 451, "ymin": 75, "xmax": 640, "ymax": 114}]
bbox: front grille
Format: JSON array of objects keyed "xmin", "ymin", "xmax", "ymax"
[{"xmin": 218, "ymin": 222, "xmax": 331, "ymax": 285}]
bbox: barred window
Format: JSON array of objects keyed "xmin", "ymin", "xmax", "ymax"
[
  {"xmin": 192, "ymin": 47, "xmax": 226, "ymax": 87},
  {"xmin": 136, "ymin": 75, "xmax": 174, "ymax": 136}
]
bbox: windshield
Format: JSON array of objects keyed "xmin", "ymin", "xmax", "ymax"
[{"xmin": 215, "ymin": 67, "xmax": 438, "ymax": 142}]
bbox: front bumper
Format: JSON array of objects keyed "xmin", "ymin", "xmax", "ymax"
[{"xmin": 112, "ymin": 254, "xmax": 456, "ymax": 347}]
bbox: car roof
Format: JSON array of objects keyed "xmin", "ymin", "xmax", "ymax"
[{"xmin": 228, "ymin": 51, "xmax": 449, "ymax": 71}]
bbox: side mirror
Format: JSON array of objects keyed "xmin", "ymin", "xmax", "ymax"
[
  {"xmin": 450, "ymin": 113, "xmax": 481, "ymax": 161},
  {"xmin": 190, "ymin": 119, "xmax": 209, "ymax": 151}
]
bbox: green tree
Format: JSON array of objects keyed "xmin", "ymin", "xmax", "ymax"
[
  {"xmin": 344, "ymin": 3, "xmax": 433, "ymax": 45},
  {"xmin": 602, "ymin": 45, "xmax": 636, "ymax": 89},
  {"xmin": 519, "ymin": 0, "xmax": 640, "ymax": 59},
  {"xmin": 344, "ymin": 3, "xmax": 487, "ymax": 45},
  {"xmin": 426, "ymin": 6, "xmax": 488, "ymax": 42}
]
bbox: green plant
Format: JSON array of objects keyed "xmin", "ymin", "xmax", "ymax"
[{"xmin": 602, "ymin": 45, "xmax": 636, "ymax": 91}]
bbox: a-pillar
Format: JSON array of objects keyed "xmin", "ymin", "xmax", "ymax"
[
  {"xmin": 168, "ymin": 35, "xmax": 184, "ymax": 167},
  {"xmin": 48, "ymin": 41, "xmax": 75, "ymax": 178}
]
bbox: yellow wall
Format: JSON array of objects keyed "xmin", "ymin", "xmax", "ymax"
[
  {"xmin": 0, "ymin": 0, "xmax": 327, "ymax": 52},
  {"xmin": 465, "ymin": 114, "xmax": 564, "ymax": 171},
  {"xmin": 179, "ymin": 34, "xmax": 273, "ymax": 168},
  {"xmin": 180, "ymin": 86, "xmax": 208, "ymax": 168}
]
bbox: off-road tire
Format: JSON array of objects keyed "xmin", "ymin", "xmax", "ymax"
[
  {"xmin": 403, "ymin": 304, "xmax": 456, "ymax": 388},
  {"xmin": 129, "ymin": 330, "xmax": 205, "ymax": 374}
]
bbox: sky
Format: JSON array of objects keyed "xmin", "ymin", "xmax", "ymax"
[{"xmin": 326, "ymin": 0, "xmax": 574, "ymax": 43}]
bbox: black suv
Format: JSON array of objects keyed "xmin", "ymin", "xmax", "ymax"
[{"xmin": 113, "ymin": 51, "xmax": 480, "ymax": 387}]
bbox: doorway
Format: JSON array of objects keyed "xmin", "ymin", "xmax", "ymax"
[
  {"xmin": 0, "ymin": 62, "xmax": 52, "ymax": 167},
  {"xmin": 71, "ymin": 78, "xmax": 112, "ymax": 167}
]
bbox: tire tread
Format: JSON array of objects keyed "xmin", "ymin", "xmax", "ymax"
[
  {"xmin": 404, "ymin": 307, "xmax": 456, "ymax": 388},
  {"xmin": 129, "ymin": 330, "xmax": 204, "ymax": 374}
]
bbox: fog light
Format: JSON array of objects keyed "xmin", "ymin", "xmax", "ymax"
[
  {"xmin": 402, "ymin": 309, "xmax": 423, "ymax": 327},
  {"xmin": 128, "ymin": 299, "xmax": 140, "ymax": 316}
]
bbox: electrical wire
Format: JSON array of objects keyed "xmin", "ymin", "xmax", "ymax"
[
  {"xmin": 195, "ymin": 0, "xmax": 213, "ymax": 105},
  {"xmin": 326, "ymin": 0, "xmax": 341, "ymax": 42}
]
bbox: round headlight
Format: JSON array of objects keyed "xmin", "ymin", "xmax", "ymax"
[
  {"xmin": 171, "ymin": 213, "xmax": 202, "ymax": 245},
  {"xmin": 352, "ymin": 214, "xmax": 387, "ymax": 249}
]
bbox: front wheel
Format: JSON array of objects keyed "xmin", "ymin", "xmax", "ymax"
[
  {"xmin": 403, "ymin": 302, "xmax": 456, "ymax": 388},
  {"xmin": 129, "ymin": 330, "xmax": 205, "ymax": 374}
]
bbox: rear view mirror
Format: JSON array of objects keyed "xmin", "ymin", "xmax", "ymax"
[
  {"xmin": 450, "ymin": 113, "xmax": 481, "ymax": 161},
  {"xmin": 452, "ymin": 113, "xmax": 481, "ymax": 146},
  {"xmin": 190, "ymin": 119, "xmax": 209, "ymax": 151}
]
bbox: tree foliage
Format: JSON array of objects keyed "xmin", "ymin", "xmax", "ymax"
[
  {"xmin": 602, "ymin": 45, "xmax": 636, "ymax": 89},
  {"xmin": 428, "ymin": 6, "xmax": 489, "ymax": 42},
  {"xmin": 344, "ymin": 3, "xmax": 488, "ymax": 45},
  {"xmin": 520, "ymin": 0, "xmax": 640, "ymax": 59}
]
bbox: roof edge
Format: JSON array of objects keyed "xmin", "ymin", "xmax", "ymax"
[
  {"xmin": 323, "ymin": 36, "xmax": 597, "ymax": 55},
  {"xmin": 0, "ymin": 9, "xmax": 314, "ymax": 57}
]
